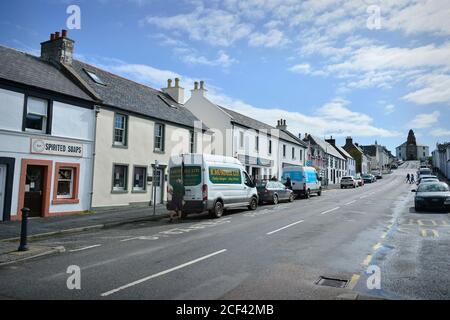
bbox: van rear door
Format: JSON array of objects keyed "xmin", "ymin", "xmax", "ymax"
[{"xmin": 169, "ymin": 165, "xmax": 202, "ymax": 200}]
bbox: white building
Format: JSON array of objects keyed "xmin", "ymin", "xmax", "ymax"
[
  {"xmin": 432, "ymin": 143, "xmax": 450, "ymax": 179},
  {"xmin": 326, "ymin": 138, "xmax": 356, "ymax": 177},
  {"xmin": 0, "ymin": 40, "xmax": 96, "ymax": 221},
  {"xmin": 184, "ymin": 82, "xmax": 307, "ymax": 180}
]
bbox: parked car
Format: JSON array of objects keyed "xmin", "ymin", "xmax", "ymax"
[
  {"xmin": 362, "ymin": 174, "xmax": 376, "ymax": 183},
  {"xmin": 281, "ymin": 166, "xmax": 322, "ymax": 198},
  {"xmin": 355, "ymin": 174, "xmax": 364, "ymax": 186},
  {"xmin": 372, "ymin": 171, "xmax": 383, "ymax": 179},
  {"xmin": 341, "ymin": 176, "xmax": 358, "ymax": 189},
  {"xmin": 256, "ymin": 180, "xmax": 295, "ymax": 204},
  {"xmin": 416, "ymin": 175, "xmax": 438, "ymax": 185},
  {"xmin": 417, "ymin": 167, "xmax": 432, "ymax": 178},
  {"xmin": 167, "ymin": 154, "xmax": 258, "ymax": 218},
  {"xmin": 412, "ymin": 182, "xmax": 450, "ymax": 212}
]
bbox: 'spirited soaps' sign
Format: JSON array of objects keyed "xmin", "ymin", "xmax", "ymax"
[
  {"xmin": 31, "ymin": 138, "xmax": 83, "ymax": 157},
  {"xmin": 209, "ymin": 167, "xmax": 242, "ymax": 184}
]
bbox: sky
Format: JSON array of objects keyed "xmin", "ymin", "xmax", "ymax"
[{"xmin": 0, "ymin": 0, "xmax": 449, "ymax": 153}]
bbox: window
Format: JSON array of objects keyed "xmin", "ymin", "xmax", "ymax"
[
  {"xmin": 133, "ymin": 166, "xmax": 147, "ymax": 191},
  {"xmin": 57, "ymin": 168, "xmax": 73, "ymax": 199},
  {"xmin": 53, "ymin": 163, "xmax": 80, "ymax": 204},
  {"xmin": 154, "ymin": 123, "xmax": 165, "ymax": 152},
  {"xmin": 239, "ymin": 131, "xmax": 244, "ymax": 148},
  {"xmin": 85, "ymin": 69, "xmax": 106, "ymax": 85},
  {"xmin": 283, "ymin": 145, "xmax": 286, "ymax": 158},
  {"xmin": 190, "ymin": 131, "xmax": 197, "ymax": 153},
  {"xmin": 25, "ymin": 97, "xmax": 48, "ymax": 133},
  {"xmin": 113, "ymin": 113, "xmax": 127, "ymax": 146},
  {"xmin": 292, "ymin": 147, "xmax": 295, "ymax": 160},
  {"xmin": 268, "ymin": 140, "xmax": 272, "ymax": 154},
  {"xmin": 300, "ymin": 149, "xmax": 303, "ymax": 161},
  {"xmin": 255, "ymin": 136, "xmax": 259, "ymax": 151},
  {"xmin": 112, "ymin": 165, "xmax": 128, "ymax": 192}
]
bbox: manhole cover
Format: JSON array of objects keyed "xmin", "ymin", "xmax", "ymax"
[{"xmin": 316, "ymin": 276, "xmax": 348, "ymax": 288}]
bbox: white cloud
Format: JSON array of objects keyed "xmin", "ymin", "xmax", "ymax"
[
  {"xmin": 175, "ymin": 49, "xmax": 237, "ymax": 68},
  {"xmin": 408, "ymin": 111, "xmax": 440, "ymax": 129},
  {"xmin": 248, "ymin": 29, "xmax": 289, "ymax": 47},
  {"xmin": 430, "ymin": 128, "xmax": 450, "ymax": 137},
  {"xmin": 385, "ymin": 104, "xmax": 395, "ymax": 115},
  {"xmin": 288, "ymin": 63, "xmax": 311, "ymax": 74},
  {"xmin": 403, "ymin": 73, "xmax": 450, "ymax": 105}
]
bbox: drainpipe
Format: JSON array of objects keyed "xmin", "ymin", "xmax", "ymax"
[{"xmin": 89, "ymin": 105, "xmax": 100, "ymax": 211}]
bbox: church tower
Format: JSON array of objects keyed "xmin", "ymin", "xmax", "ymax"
[{"xmin": 406, "ymin": 129, "xmax": 417, "ymax": 160}]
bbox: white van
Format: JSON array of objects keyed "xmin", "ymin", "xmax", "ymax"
[
  {"xmin": 281, "ymin": 166, "xmax": 322, "ymax": 198},
  {"xmin": 167, "ymin": 154, "xmax": 259, "ymax": 218}
]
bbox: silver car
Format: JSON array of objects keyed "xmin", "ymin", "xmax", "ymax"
[{"xmin": 341, "ymin": 176, "xmax": 357, "ymax": 189}]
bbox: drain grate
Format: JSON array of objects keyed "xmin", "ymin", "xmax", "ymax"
[{"xmin": 316, "ymin": 276, "xmax": 349, "ymax": 288}]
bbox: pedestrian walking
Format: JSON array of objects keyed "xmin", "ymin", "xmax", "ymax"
[
  {"xmin": 169, "ymin": 178, "xmax": 185, "ymax": 223},
  {"xmin": 406, "ymin": 173, "xmax": 410, "ymax": 183},
  {"xmin": 410, "ymin": 175, "xmax": 415, "ymax": 184}
]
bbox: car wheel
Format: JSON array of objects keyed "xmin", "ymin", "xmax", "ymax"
[
  {"xmin": 272, "ymin": 194, "xmax": 279, "ymax": 205},
  {"xmin": 210, "ymin": 201, "xmax": 223, "ymax": 218},
  {"xmin": 289, "ymin": 193, "xmax": 294, "ymax": 202},
  {"xmin": 305, "ymin": 189, "xmax": 311, "ymax": 199},
  {"xmin": 248, "ymin": 197, "xmax": 258, "ymax": 210}
]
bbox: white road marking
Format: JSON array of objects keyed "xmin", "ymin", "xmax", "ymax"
[
  {"xmin": 344, "ymin": 200, "xmax": 357, "ymax": 206},
  {"xmin": 359, "ymin": 195, "xmax": 367, "ymax": 199},
  {"xmin": 100, "ymin": 249, "xmax": 227, "ymax": 297},
  {"xmin": 266, "ymin": 220, "xmax": 304, "ymax": 235},
  {"xmin": 69, "ymin": 244, "xmax": 101, "ymax": 252},
  {"xmin": 320, "ymin": 207, "xmax": 340, "ymax": 215}
]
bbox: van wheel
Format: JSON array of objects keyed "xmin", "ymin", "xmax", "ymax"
[
  {"xmin": 210, "ymin": 201, "xmax": 223, "ymax": 218},
  {"xmin": 305, "ymin": 189, "xmax": 311, "ymax": 199},
  {"xmin": 248, "ymin": 198, "xmax": 258, "ymax": 210},
  {"xmin": 272, "ymin": 194, "xmax": 279, "ymax": 205}
]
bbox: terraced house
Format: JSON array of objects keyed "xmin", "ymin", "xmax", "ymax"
[
  {"xmin": 184, "ymin": 84, "xmax": 307, "ymax": 180},
  {"xmin": 0, "ymin": 34, "xmax": 96, "ymax": 221}
]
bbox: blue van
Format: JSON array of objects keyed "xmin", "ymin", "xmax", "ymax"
[{"xmin": 281, "ymin": 166, "xmax": 322, "ymax": 198}]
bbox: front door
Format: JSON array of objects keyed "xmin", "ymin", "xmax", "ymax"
[
  {"xmin": 24, "ymin": 165, "xmax": 45, "ymax": 217},
  {"xmin": 154, "ymin": 168, "xmax": 163, "ymax": 205},
  {"xmin": 0, "ymin": 165, "xmax": 6, "ymax": 221}
]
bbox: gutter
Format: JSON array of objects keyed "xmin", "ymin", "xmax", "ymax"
[{"xmin": 89, "ymin": 105, "xmax": 100, "ymax": 211}]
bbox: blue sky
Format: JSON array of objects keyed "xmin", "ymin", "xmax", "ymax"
[{"xmin": 1, "ymin": 0, "xmax": 449, "ymax": 153}]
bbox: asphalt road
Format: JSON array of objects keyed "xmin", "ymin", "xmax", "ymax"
[{"xmin": 0, "ymin": 161, "xmax": 449, "ymax": 300}]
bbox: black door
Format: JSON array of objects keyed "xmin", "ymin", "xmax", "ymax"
[{"xmin": 24, "ymin": 165, "xmax": 44, "ymax": 217}]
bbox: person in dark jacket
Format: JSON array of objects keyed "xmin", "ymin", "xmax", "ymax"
[
  {"xmin": 285, "ymin": 177, "xmax": 292, "ymax": 190},
  {"xmin": 169, "ymin": 178, "xmax": 185, "ymax": 223}
]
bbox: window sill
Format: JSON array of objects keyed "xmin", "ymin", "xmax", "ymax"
[
  {"xmin": 111, "ymin": 190, "xmax": 128, "ymax": 194},
  {"xmin": 153, "ymin": 150, "xmax": 165, "ymax": 154},
  {"xmin": 52, "ymin": 198, "xmax": 80, "ymax": 205},
  {"xmin": 112, "ymin": 144, "xmax": 128, "ymax": 149},
  {"xmin": 131, "ymin": 189, "xmax": 147, "ymax": 194}
]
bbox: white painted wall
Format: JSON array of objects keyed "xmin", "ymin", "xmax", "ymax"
[
  {"xmin": 52, "ymin": 101, "xmax": 95, "ymax": 141},
  {"xmin": 0, "ymin": 88, "xmax": 23, "ymax": 131}
]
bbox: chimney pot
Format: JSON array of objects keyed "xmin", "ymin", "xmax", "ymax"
[
  {"xmin": 175, "ymin": 78, "xmax": 180, "ymax": 88},
  {"xmin": 194, "ymin": 81, "xmax": 199, "ymax": 90},
  {"xmin": 50, "ymin": 33, "xmax": 55, "ymax": 41},
  {"xmin": 62, "ymin": 29, "xmax": 68, "ymax": 38},
  {"xmin": 200, "ymin": 80, "xmax": 204, "ymax": 90},
  {"xmin": 55, "ymin": 31, "xmax": 60, "ymax": 39},
  {"xmin": 167, "ymin": 79, "xmax": 172, "ymax": 88}
]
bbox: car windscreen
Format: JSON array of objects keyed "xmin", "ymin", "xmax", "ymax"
[
  {"xmin": 417, "ymin": 183, "xmax": 449, "ymax": 192},
  {"xmin": 341, "ymin": 177, "xmax": 352, "ymax": 180},
  {"xmin": 282, "ymin": 171, "xmax": 303, "ymax": 182},
  {"xmin": 419, "ymin": 169, "xmax": 432, "ymax": 175},
  {"xmin": 169, "ymin": 166, "xmax": 202, "ymax": 186}
]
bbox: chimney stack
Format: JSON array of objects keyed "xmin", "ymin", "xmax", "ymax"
[
  {"xmin": 345, "ymin": 136, "xmax": 353, "ymax": 146},
  {"xmin": 326, "ymin": 136, "xmax": 336, "ymax": 146},
  {"xmin": 41, "ymin": 29, "xmax": 74, "ymax": 65},
  {"xmin": 276, "ymin": 119, "xmax": 287, "ymax": 131},
  {"xmin": 191, "ymin": 80, "xmax": 207, "ymax": 98},
  {"xmin": 162, "ymin": 78, "xmax": 185, "ymax": 104}
]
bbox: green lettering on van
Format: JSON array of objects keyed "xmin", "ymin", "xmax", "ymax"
[
  {"xmin": 169, "ymin": 166, "xmax": 201, "ymax": 186},
  {"xmin": 209, "ymin": 167, "xmax": 242, "ymax": 184}
]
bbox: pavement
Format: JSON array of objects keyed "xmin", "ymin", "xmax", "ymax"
[
  {"xmin": 0, "ymin": 161, "xmax": 448, "ymax": 300},
  {"xmin": 0, "ymin": 204, "xmax": 168, "ymax": 242}
]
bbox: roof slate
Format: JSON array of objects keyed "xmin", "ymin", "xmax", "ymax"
[{"xmin": 0, "ymin": 45, "xmax": 93, "ymax": 101}]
